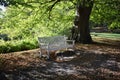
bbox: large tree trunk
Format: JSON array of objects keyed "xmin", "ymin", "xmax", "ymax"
[
  {"xmin": 77, "ymin": 6, "xmax": 93, "ymax": 44},
  {"xmin": 71, "ymin": 3, "xmax": 93, "ymax": 44}
]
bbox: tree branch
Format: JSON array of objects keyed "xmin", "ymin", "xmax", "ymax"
[{"xmin": 47, "ymin": 0, "xmax": 61, "ymax": 19}]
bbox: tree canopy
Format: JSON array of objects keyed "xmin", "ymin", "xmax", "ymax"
[
  {"xmin": 0, "ymin": 0, "xmax": 120, "ymax": 43},
  {"xmin": 1, "ymin": 0, "xmax": 119, "ymax": 29}
]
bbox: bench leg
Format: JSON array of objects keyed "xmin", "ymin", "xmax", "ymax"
[
  {"xmin": 47, "ymin": 50, "xmax": 50, "ymax": 59},
  {"xmin": 39, "ymin": 49, "xmax": 42, "ymax": 58}
]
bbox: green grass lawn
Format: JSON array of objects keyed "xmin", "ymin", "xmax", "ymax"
[{"xmin": 91, "ymin": 32, "xmax": 120, "ymax": 40}]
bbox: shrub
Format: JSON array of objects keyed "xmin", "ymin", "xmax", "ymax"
[
  {"xmin": 0, "ymin": 38, "xmax": 38, "ymax": 53},
  {"xmin": 19, "ymin": 41, "xmax": 36, "ymax": 50},
  {"xmin": 109, "ymin": 22, "xmax": 120, "ymax": 30}
]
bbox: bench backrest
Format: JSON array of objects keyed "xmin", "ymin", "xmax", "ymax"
[{"xmin": 38, "ymin": 36, "xmax": 67, "ymax": 45}]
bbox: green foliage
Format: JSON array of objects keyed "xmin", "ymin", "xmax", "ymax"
[
  {"xmin": 109, "ymin": 22, "xmax": 120, "ymax": 30},
  {"xmin": 0, "ymin": 4, "xmax": 74, "ymax": 53},
  {"xmin": 0, "ymin": 39, "xmax": 38, "ymax": 53},
  {"xmin": 19, "ymin": 40, "xmax": 37, "ymax": 50},
  {"xmin": 90, "ymin": 0, "xmax": 120, "ymax": 29},
  {"xmin": 0, "ymin": 0, "xmax": 120, "ymax": 53}
]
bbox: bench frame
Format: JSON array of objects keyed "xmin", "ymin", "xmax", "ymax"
[{"xmin": 38, "ymin": 36, "xmax": 75, "ymax": 59}]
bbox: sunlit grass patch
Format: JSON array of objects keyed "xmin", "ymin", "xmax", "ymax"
[{"xmin": 91, "ymin": 32, "xmax": 120, "ymax": 40}]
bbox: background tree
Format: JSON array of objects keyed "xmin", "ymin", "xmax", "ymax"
[
  {"xmin": 0, "ymin": 0, "xmax": 120, "ymax": 44},
  {"xmin": 91, "ymin": 0, "xmax": 120, "ymax": 30}
]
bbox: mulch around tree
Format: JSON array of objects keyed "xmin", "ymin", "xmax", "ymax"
[{"xmin": 0, "ymin": 38, "xmax": 120, "ymax": 80}]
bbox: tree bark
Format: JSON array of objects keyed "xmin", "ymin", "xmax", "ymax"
[
  {"xmin": 73, "ymin": 1, "xmax": 93, "ymax": 44},
  {"xmin": 77, "ymin": 5, "xmax": 93, "ymax": 44}
]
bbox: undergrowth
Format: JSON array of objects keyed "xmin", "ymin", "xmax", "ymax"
[{"xmin": 0, "ymin": 38, "xmax": 38, "ymax": 53}]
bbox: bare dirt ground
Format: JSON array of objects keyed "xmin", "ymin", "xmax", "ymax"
[{"xmin": 0, "ymin": 38, "xmax": 120, "ymax": 80}]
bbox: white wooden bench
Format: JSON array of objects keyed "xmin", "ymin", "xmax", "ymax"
[{"xmin": 38, "ymin": 36, "xmax": 75, "ymax": 59}]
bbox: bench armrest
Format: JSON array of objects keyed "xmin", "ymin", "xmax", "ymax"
[
  {"xmin": 66, "ymin": 40, "xmax": 75, "ymax": 46},
  {"xmin": 66, "ymin": 40, "xmax": 75, "ymax": 42}
]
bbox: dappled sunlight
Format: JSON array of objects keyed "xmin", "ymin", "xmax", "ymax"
[
  {"xmin": 0, "ymin": 49, "xmax": 41, "ymax": 72},
  {"xmin": 0, "ymin": 39, "xmax": 120, "ymax": 80},
  {"xmin": 1, "ymin": 49, "xmax": 120, "ymax": 80}
]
